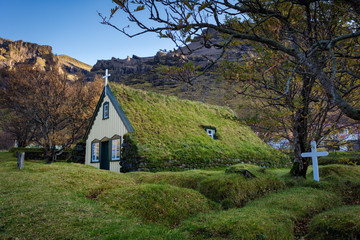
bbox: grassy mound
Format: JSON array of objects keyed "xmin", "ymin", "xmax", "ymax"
[
  {"xmin": 182, "ymin": 187, "xmax": 342, "ymax": 239},
  {"xmin": 2, "ymin": 153, "xmax": 359, "ymax": 239},
  {"xmin": 319, "ymin": 151, "xmax": 360, "ymax": 165},
  {"xmin": 127, "ymin": 169, "xmax": 218, "ymax": 189},
  {"xmin": 110, "ymin": 83, "xmax": 289, "ymax": 169},
  {"xmin": 127, "ymin": 165, "xmax": 286, "ymax": 209},
  {"xmin": 198, "ymin": 172, "xmax": 285, "ymax": 209},
  {"xmin": 318, "ymin": 164, "xmax": 360, "ymax": 182},
  {"xmin": 307, "ymin": 205, "xmax": 360, "ymax": 240},
  {"xmin": 0, "ymin": 153, "xmax": 187, "ymax": 239},
  {"xmin": 98, "ymin": 183, "xmax": 217, "ymax": 226}
]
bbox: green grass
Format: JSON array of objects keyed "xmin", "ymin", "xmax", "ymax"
[
  {"xmin": 181, "ymin": 187, "xmax": 343, "ymax": 240},
  {"xmin": 0, "ymin": 153, "xmax": 187, "ymax": 239},
  {"xmin": 110, "ymin": 83, "xmax": 289, "ymax": 169},
  {"xmin": 1, "ymin": 152, "xmax": 359, "ymax": 239},
  {"xmin": 128, "ymin": 164, "xmax": 286, "ymax": 209},
  {"xmin": 307, "ymin": 205, "xmax": 360, "ymax": 240},
  {"xmin": 98, "ymin": 183, "xmax": 217, "ymax": 226}
]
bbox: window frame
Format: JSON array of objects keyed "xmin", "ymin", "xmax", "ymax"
[
  {"xmin": 111, "ymin": 137, "xmax": 121, "ymax": 161},
  {"xmin": 91, "ymin": 141, "xmax": 100, "ymax": 163},
  {"xmin": 206, "ymin": 128, "xmax": 216, "ymax": 139},
  {"xmin": 103, "ymin": 101, "xmax": 109, "ymax": 120}
]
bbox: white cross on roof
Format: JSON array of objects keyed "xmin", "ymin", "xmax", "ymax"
[
  {"xmin": 103, "ymin": 69, "xmax": 111, "ymax": 95},
  {"xmin": 103, "ymin": 69, "xmax": 111, "ymax": 86}
]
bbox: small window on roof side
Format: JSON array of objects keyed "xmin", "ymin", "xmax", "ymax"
[
  {"xmin": 103, "ymin": 102, "xmax": 109, "ymax": 119},
  {"xmin": 206, "ymin": 128, "xmax": 216, "ymax": 139}
]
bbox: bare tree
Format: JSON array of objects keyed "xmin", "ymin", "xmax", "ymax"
[{"xmin": 0, "ymin": 65, "xmax": 103, "ymax": 163}]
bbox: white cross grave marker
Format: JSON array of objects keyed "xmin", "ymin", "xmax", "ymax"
[
  {"xmin": 103, "ymin": 69, "xmax": 111, "ymax": 95},
  {"xmin": 301, "ymin": 141, "xmax": 328, "ymax": 181}
]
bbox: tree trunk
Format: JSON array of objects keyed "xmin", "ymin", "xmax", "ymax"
[
  {"xmin": 45, "ymin": 147, "xmax": 55, "ymax": 164},
  {"xmin": 290, "ymin": 75, "xmax": 312, "ymax": 177},
  {"xmin": 291, "ymin": 116, "xmax": 309, "ymax": 177}
]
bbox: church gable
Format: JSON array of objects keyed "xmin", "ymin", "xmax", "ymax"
[{"xmin": 84, "ymin": 85, "xmax": 134, "ymax": 141}]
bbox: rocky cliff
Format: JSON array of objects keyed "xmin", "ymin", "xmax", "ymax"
[
  {"xmin": 92, "ymin": 30, "xmax": 249, "ymax": 80},
  {"xmin": 0, "ymin": 37, "xmax": 93, "ymax": 80},
  {"xmin": 91, "ymin": 31, "xmax": 251, "ymax": 109}
]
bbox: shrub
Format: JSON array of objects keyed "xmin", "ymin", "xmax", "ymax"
[
  {"xmin": 9, "ymin": 147, "xmax": 76, "ymax": 161},
  {"xmin": 121, "ymin": 133, "xmax": 142, "ymax": 172},
  {"xmin": 9, "ymin": 147, "xmax": 45, "ymax": 160}
]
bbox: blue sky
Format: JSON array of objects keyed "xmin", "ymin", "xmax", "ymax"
[{"xmin": 0, "ymin": 0, "xmax": 176, "ymax": 66}]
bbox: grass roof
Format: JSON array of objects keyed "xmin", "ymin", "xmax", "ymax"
[{"xmin": 109, "ymin": 83, "xmax": 289, "ymax": 168}]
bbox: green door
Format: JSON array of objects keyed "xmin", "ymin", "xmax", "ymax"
[{"xmin": 100, "ymin": 141, "xmax": 110, "ymax": 170}]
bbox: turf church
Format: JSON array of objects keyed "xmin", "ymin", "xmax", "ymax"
[{"xmin": 84, "ymin": 70, "xmax": 134, "ymax": 172}]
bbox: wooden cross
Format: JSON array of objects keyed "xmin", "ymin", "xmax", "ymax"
[
  {"xmin": 103, "ymin": 69, "xmax": 111, "ymax": 95},
  {"xmin": 301, "ymin": 140, "xmax": 328, "ymax": 181}
]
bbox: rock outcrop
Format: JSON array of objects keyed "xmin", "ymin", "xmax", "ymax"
[
  {"xmin": 0, "ymin": 38, "xmax": 53, "ymax": 70},
  {"xmin": 91, "ymin": 29, "xmax": 250, "ymax": 85},
  {"xmin": 0, "ymin": 37, "xmax": 93, "ymax": 80}
]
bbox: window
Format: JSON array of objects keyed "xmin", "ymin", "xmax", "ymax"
[
  {"xmin": 91, "ymin": 142, "xmax": 99, "ymax": 162},
  {"xmin": 206, "ymin": 128, "xmax": 216, "ymax": 139},
  {"xmin": 112, "ymin": 138, "xmax": 121, "ymax": 160},
  {"xmin": 103, "ymin": 102, "xmax": 109, "ymax": 119}
]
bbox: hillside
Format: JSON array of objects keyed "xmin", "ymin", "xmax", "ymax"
[
  {"xmin": 1, "ymin": 152, "xmax": 359, "ymax": 239},
  {"xmin": 0, "ymin": 37, "xmax": 93, "ymax": 80},
  {"xmin": 109, "ymin": 83, "xmax": 288, "ymax": 170}
]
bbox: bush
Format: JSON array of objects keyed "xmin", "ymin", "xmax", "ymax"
[
  {"xmin": 9, "ymin": 147, "xmax": 45, "ymax": 160},
  {"xmin": 307, "ymin": 205, "xmax": 360, "ymax": 240},
  {"xmin": 9, "ymin": 147, "xmax": 76, "ymax": 161},
  {"xmin": 121, "ymin": 133, "xmax": 142, "ymax": 172}
]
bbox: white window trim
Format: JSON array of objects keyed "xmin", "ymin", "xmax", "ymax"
[
  {"xmin": 111, "ymin": 139, "xmax": 120, "ymax": 160},
  {"xmin": 103, "ymin": 102, "xmax": 109, "ymax": 119},
  {"xmin": 92, "ymin": 142, "xmax": 99, "ymax": 162}
]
